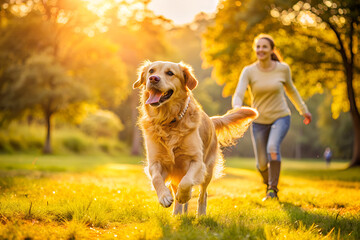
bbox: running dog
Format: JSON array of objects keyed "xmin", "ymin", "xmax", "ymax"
[{"xmin": 133, "ymin": 61, "xmax": 258, "ymax": 215}]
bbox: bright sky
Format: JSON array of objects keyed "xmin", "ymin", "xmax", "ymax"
[{"xmin": 148, "ymin": 0, "xmax": 220, "ymax": 25}]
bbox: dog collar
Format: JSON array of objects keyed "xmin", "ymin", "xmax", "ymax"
[{"xmin": 170, "ymin": 96, "xmax": 190, "ymax": 123}]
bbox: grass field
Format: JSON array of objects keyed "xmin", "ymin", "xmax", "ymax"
[{"xmin": 0, "ymin": 154, "xmax": 359, "ymax": 239}]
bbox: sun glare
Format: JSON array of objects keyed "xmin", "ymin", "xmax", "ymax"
[
  {"xmin": 298, "ymin": 11, "xmax": 316, "ymax": 26},
  {"xmin": 84, "ymin": 0, "xmax": 113, "ymax": 17},
  {"xmin": 82, "ymin": 0, "xmax": 149, "ymax": 27}
]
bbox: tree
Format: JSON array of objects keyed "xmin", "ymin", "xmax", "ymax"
[
  {"xmin": 203, "ymin": 0, "xmax": 360, "ymax": 166},
  {"xmin": 0, "ymin": 0, "xmax": 129, "ymax": 153},
  {"xmin": 1, "ymin": 54, "xmax": 88, "ymax": 153}
]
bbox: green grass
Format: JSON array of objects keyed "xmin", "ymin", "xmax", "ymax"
[{"xmin": 0, "ymin": 154, "xmax": 359, "ymax": 239}]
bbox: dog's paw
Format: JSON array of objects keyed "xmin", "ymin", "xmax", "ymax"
[
  {"xmin": 158, "ymin": 189, "xmax": 173, "ymax": 208},
  {"xmin": 176, "ymin": 186, "xmax": 192, "ymax": 204}
]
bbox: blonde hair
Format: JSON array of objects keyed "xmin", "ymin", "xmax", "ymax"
[{"xmin": 253, "ymin": 34, "xmax": 282, "ymax": 62}]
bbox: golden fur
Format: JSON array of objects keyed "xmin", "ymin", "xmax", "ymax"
[{"xmin": 133, "ymin": 61, "xmax": 258, "ymax": 215}]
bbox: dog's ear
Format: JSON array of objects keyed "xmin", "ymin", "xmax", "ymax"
[
  {"xmin": 133, "ymin": 60, "xmax": 152, "ymax": 89},
  {"xmin": 179, "ymin": 62, "xmax": 198, "ymax": 90}
]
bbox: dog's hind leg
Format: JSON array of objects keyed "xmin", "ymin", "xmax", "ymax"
[
  {"xmin": 197, "ymin": 173, "xmax": 212, "ymax": 216},
  {"xmin": 173, "ymin": 201, "xmax": 183, "ymax": 215},
  {"xmin": 184, "ymin": 202, "xmax": 189, "ymax": 213},
  {"xmin": 171, "ymin": 184, "xmax": 183, "ymax": 215},
  {"xmin": 173, "ymin": 201, "xmax": 189, "ymax": 215}
]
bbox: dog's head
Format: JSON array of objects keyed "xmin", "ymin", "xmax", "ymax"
[{"xmin": 133, "ymin": 61, "xmax": 198, "ymax": 107}]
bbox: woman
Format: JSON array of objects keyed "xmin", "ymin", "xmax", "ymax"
[{"xmin": 232, "ymin": 34, "xmax": 312, "ymax": 200}]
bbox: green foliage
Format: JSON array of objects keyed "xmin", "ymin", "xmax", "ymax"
[
  {"xmin": 0, "ymin": 0, "xmax": 131, "ymax": 153},
  {"xmin": 0, "ymin": 4, "xmax": 130, "ymax": 115},
  {"xmin": 1, "ymin": 53, "xmax": 88, "ymax": 117},
  {"xmin": 0, "ymin": 11, "xmax": 55, "ymax": 66},
  {"xmin": 0, "ymin": 123, "xmax": 44, "ymax": 153},
  {"xmin": 0, "ymin": 122, "xmax": 127, "ymax": 155},
  {"xmin": 317, "ymin": 93, "xmax": 354, "ymax": 158},
  {"xmin": 193, "ymin": 77, "xmax": 228, "ymax": 116},
  {"xmin": 62, "ymin": 136, "xmax": 90, "ymax": 154},
  {"xmin": 281, "ymin": 94, "xmax": 324, "ymax": 159},
  {"xmin": 80, "ymin": 110, "xmax": 124, "ymax": 139},
  {"xmin": 55, "ymin": 127, "xmax": 128, "ymax": 155},
  {"xmin": 68, "ymin": 35, "xmax": 130, "ymax": 109}
]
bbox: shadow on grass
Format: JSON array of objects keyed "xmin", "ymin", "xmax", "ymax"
[
  {"xmin": 281, "ymin": 201, "xmax": 360, "ymax": 239},
  {"xmin": 220, "ymin": 173, "xmax": 249, "ymax": 180},
  {"xmin": 0, "ymin": 176, "xmax": 15, "ymax": 191},
  {"xmin": 157, "ymin": 214, "xmax": 265, "ymax": 240},
  {"xmin": 153, "ymin": 201, "xmax": 360, "ymax": 240},
  {"xmin": 282, "ymin": 167, "xmax": 360, "ymax": 182},
  {"xmin": 0, "ymin": 169, "xmax": 53, "ymax": 190}
]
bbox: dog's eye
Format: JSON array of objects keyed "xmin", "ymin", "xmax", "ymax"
[
  {"xmin": 166, "ymin": 71, "xmax": 174, "ymax": 76},
  {"xmin": 149, "ymin": 69, "xmax": 154, "ymax": 74}
]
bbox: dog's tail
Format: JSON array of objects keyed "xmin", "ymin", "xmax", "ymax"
[{"xmin": 210, "ymin": 107, "xmax": 258, "ymax": 147}]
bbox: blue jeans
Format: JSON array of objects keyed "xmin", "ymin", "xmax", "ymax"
[{"xmin": 251, "ymin": 115, "xmax": 290, "ymax": 172}]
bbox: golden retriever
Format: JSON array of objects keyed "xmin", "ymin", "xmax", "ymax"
[{"xmin": 133, "ymin": 61, "xmax": 258, "ymax": 215}]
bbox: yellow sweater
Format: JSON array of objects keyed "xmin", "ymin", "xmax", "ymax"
[{"xmin": 232, "ymin": 62, "xmax": 309, "ymax": 124}]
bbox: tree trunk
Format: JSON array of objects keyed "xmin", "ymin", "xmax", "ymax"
[
  {"xmin": 349, "ymin": 111, "xmax": 360, "ymax": 167},
  {"xmin": 346, "ymin": 65, "xmax": 360, "ymax": 167},
  {"xmin": 43, "ymin": 112, "xmax": 52, "ymax": 154},
  {"xmin": 331, "ymin": 20, "xmax": 360, "ymax": 167}
]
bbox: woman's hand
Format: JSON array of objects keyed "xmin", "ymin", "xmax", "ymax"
[{"xmin": 303, "ymin": 112, "xmax": 312, "ymax": 125}]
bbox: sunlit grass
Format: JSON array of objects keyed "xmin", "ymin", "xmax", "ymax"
[{"xmin": 0, "ymin": 154, "xmax": 359, "ymax": 239}]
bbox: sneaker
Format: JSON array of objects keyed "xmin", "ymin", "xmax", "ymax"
[{"xmin": 262, "ymin": 189, "xmax": 278, "ymax": 201}]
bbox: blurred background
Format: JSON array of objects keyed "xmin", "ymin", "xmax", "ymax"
[{"xmin": 0, "ymin": 0, "xmax": 358, "ymax": 165}]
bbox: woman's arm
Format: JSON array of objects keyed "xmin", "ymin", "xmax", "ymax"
[{"xmin": 232, "ymin": 67, "xmax": 249, "ymax": 109}]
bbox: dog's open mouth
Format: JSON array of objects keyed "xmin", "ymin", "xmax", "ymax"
[{"xmin": 145, "ymin": 89, "xmax": 174, "ymax": 106}]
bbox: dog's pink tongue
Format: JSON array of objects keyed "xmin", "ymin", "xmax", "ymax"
[{"xmin": 145, "ymin": 89, "xmax": 162, "ymax": 104}]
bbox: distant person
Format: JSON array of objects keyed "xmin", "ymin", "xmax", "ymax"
[
  {"xmin": 232, "ymin": 34, "xmax": 312, "ymax": 200},
  {"xmin": 324, "ymin": 147, "xmax": 332, "ymax": 168}
]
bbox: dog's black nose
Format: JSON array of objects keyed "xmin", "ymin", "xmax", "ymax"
[{"xmin": 149, "ymin": 75, "xmax": 160, "ymax": 84}]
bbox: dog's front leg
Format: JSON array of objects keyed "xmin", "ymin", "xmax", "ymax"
[
  {"xmin": 149, "ymin": 162, "xmax": 173, "ymax": 208},
  {"xmin": 176, "ymin": 160, "xmax": 205, "ymax": 204}
]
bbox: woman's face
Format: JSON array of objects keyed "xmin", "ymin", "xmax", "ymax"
[{"xmin": 255, "ymin": 38, "xmax": 273, "ymax": 61}]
